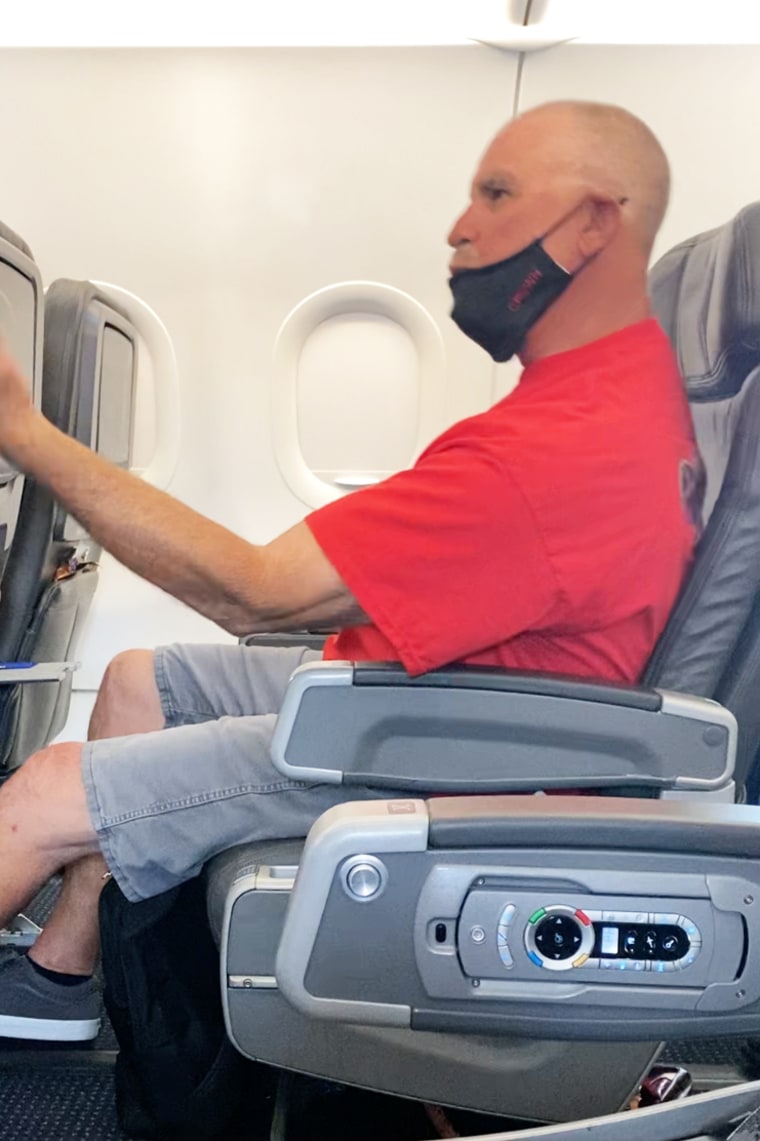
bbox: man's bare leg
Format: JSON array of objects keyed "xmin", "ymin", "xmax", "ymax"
[
  {"xmin": 25, "ymin": 649, "xmax": 165, "ymax": 975},
  {"xmin": 0, "ymin": 742, "xmax": 100, "ymax": 928},
  {"xmin": 0, "ymin": 737, "xmax": 109, "ymax": 1039}
]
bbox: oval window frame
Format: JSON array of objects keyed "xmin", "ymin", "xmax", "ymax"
[{"xmin": 272, "ymin": 281, "xmax": 445, "ymax": 508}]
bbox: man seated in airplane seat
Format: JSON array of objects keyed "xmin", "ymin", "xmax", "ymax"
[{"xmin": 0, "ymin": 99, "xmax": 701, "ymax": 1041}]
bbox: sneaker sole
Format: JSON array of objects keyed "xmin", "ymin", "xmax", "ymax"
[{"xmin": 0, "ymin": 1014, "xmax": 100, "ymax": 1041}]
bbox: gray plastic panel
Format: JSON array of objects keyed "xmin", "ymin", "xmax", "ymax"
[
  {"xmin": 275, "ymin": 799, "xmax": 429, "ymax": 1027},
  {"xmin": 426, "ymin": 795, "xmax": 760, "ymax": 856},
  {"xmin": 275, "ymin": 797, "xmax": 760, "ymax": 1041},
  {"xmin": 218, "ymin": 837, "xmax": 659, "ymax": 1123},
  {"xmin": 270, "ymin": 663, "xmax": 735, "ymax": 792},
  {"xmin": 224, "ymin": 983, "xmax": 657, "ymax": 1122}
]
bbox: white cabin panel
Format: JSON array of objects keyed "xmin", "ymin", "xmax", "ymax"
[
  {"xmin": 298, "ymin": 311, "xmax": 420, "ymax": 482},
  {"xmin": 0, "ymin": 46, "xmax": 519, "ymax": 722},
  {"xmin": 519, "ymin": 44, "xmax": 760, "ymax": 259}
]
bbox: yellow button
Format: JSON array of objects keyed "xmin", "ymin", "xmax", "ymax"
[{"xmin": 572, "ymin": 954, "xmax": 589, "ymax": 968}]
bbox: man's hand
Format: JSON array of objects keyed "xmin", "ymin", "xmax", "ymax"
[{"xmin": 0, "ymin": 343, "xmax": 38, "ymax": 465}]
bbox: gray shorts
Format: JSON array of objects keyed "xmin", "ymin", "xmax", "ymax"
[{"xmin": 81, "ymin": 643, "xmax": 393, "ymax": 902}]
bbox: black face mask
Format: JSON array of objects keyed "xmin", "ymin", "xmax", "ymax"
[
  {"xmin": 448, "ymin": 209, "xmax": 583, "ymax": 362},
  {"xmin": 449, "ymin": 243, "xmax": 571, "ymax": 362}
]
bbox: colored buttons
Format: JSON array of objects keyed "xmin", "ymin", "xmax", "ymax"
[{"xmin": 524, "ymin": 904, "xmax": 596, "ymax": 971}]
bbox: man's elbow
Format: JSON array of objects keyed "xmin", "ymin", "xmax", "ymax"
[
  {"xmin": 217, "ymin": 604, "xmax": 273, "ymax": 639},
  {"xmin": 221, "ymin": 616, "xmax": 257, "ymax": 639}
]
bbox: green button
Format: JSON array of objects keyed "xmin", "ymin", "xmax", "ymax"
[{"xmin": 529, "ymin": 908, "xmax": 546, "ymax": 924}]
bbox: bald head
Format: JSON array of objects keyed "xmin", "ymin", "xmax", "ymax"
[
  {"xmin": 448, "ymin": 100, "xmax": 669, "ymax": 360},
  {"xmin": 497, "ymin": 101, "xmax": 670, "ymax": 255}
]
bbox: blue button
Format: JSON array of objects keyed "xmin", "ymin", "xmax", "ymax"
[{"xmin": 527, "ymin": 950, "xmax": 543, "ymax": 968}]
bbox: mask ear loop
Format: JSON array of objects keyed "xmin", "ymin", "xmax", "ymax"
[{"xmin": 541, "ymin": 194, "xmax": 631, "ymax": 272}]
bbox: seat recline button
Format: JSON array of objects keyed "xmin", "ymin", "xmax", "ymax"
[{"xmin": 344, "ymin": 860, "xmax": 385, "ymax": 899}]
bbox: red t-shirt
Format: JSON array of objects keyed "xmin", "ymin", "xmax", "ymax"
[{"xmin": 306, "ymin": 319, "xmax": 700, "ymax": 682}]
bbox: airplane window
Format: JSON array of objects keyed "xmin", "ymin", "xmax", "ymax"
[{"xmin": 296, "ymin": 311, "xmax": 419, "ymax": 484}]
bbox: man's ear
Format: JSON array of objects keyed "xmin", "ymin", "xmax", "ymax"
[{"xmin": 577, "ymin": 196, "xmax": 624, "ymax": 258}]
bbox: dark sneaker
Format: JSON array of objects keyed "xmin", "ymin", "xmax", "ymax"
[{"xmin": 0, "ymin": 953, "xmax": 100, "ymax": 1041}]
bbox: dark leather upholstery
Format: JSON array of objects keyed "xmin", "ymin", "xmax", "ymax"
[{"xmin": 646, "ymin": 203, "xmax": 760, "ymax": 789}]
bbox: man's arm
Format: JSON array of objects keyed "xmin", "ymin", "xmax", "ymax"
[{"xmin": 0, "ymin": 348, "xmax": 367, "ymax": 636}]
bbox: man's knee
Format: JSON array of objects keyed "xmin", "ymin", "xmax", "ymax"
[
  {"xmin": 89, "ymin": 649, "xmax": 165, "ymax": 740},
  {"xmin": 0, "ymin": 742, "xmax": 98, "ymax": 862}
]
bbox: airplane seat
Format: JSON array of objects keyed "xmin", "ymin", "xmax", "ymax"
[
  {"xmin": 645, "ymin": 199, "xmax": 760, "ymax": 797},
  {"xmin": 0, "ymin": 279, "xmax": 138, "ymax": 774},
  {"xmin": 207, "ymin": 201, "xmax": 760, "ymax": 1130},
  {"xmin": 0, "ymin": 221, "xmax": 43, "ymax": 578}
]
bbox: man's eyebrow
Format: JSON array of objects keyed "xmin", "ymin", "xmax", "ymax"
[{"xmin": 473, "ymin": 171, "xmax": 520, "ymax": 195}]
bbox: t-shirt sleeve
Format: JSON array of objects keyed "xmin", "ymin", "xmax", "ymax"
[{"xmin": 305, "ymin": 443, "xmax": 559, "ymax": 675}]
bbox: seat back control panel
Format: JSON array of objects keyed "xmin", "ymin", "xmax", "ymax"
[
  {"xmin": 457, "ymin": 893, "xmax": 720, "ymax": 987},
  {"xmin": 414, "ymin": 868, "xmax": 756, "ymax": 1014},
  {"xmin": 273, "ymin": 801, "xmax": 760, "ymax": 1036}
]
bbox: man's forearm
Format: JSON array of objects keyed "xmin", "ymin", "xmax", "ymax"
[{"xmin": 11, "ymin": 411, "xmax": 273, "ymax": 634}]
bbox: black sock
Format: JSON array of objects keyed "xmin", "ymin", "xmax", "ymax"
[{"xmin": 26, "ymin": 955, "xmax": 92, "ymax": 987}]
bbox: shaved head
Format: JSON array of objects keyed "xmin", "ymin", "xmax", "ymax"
[
  {"xmin": 497, "ymin": 101, "xmax": 671, "ymax": 254},
  {"xmin": 448, "ymin": 100, "xmax": 670, "ymax": 359}
]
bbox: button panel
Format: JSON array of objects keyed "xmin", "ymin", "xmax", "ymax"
[
  {"xmin": 524, "ymin": 906, "xmax": 701, "ymax": 973},
  {"xmin": 455, "ymin": 888, "xmax": 716, "ymax": 991}
]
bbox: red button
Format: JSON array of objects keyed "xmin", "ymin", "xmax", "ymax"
[{"xmin": 575, "ymin": 909, "xmax": 591, "ymax": 926}]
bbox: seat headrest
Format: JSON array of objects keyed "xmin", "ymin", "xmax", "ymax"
[
  {"xmin": 650, "ymin": 202, "xmax": 760, "ymax": 401},
  {"xmin": 0, "ymin": 220, "xmax": 34, "ymax": 262}
]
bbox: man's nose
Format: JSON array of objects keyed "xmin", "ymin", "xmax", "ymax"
[{"xmin": 448, "ymin": 204, "xmax": 476, "ymax": 249}]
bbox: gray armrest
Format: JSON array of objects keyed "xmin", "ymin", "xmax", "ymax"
[
  {"xmin": 270, "ymin": 662, "xmax": 736, "ymax": 793},
  {"xmin": 243, "ymin": 632, "xmax": 329, "ymax": 651}
]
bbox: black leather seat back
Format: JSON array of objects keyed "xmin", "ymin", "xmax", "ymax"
[{"xmin": 646, "ymin": 203, "xmax": 760, "ymax": 788}]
